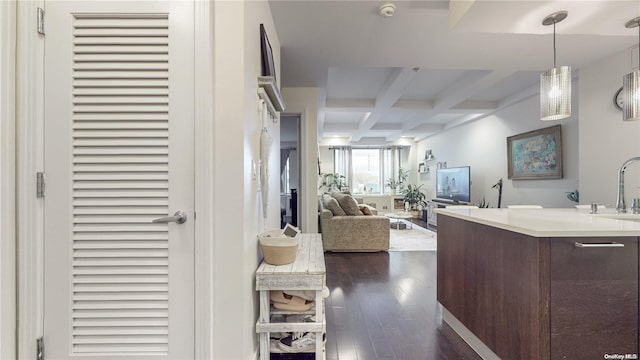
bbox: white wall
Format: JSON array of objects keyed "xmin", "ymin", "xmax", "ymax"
[
  {"xmin": 212, "ymin": 1, "xmax": 280, "ymax": 359},
  {"xmin": 319, "ymin": 146, "xmax": 333, "ymax": 174},
  {"xmin": 281, "ymin": 87, "xmax": 320, "ymax": 233},
  {"xmin": 579, "ymin": 47, "xmax": 640, "ymax": 206},
  {"xmin": 415, "ymin": 85, "xmax": 579, "ymax": 208},
  {"xmin": 0, "ymin": 2, "xmax": 16, "ymax": 359}
]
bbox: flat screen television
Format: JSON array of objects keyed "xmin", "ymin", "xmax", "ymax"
[{"xmin": 436, "ymin": 166, "xmax": 471, "ymax": 203}]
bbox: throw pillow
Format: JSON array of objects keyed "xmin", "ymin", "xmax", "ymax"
[
  {"xmin": 358, "ymin": 204, "xmax": 375, "ymax": 216},
  {"xmin": 332, "ymin": 192, "xmax": 360, "ymax": 216},
  {"xmin": 322, "ymin": 193, "xmax": 346, "ymax": 216},
  {"xmin": 330, "ymin": 190, "xmax": 352, "ymax": 199}
]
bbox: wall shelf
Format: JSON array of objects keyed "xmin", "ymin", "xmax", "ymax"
[{"xmin": 258, "ymin": 76, "xmax": 285, "ymax": 112}]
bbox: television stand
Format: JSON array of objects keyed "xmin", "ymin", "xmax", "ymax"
[{"xmin": 427, "ymin": 199, "xmax": 470, "ymax": 229}]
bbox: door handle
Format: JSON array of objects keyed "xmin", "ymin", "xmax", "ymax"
[
  {"xmin": 152, "ymin": 211, "xmax": 187, "ymax": 224},
  {"xmin": 574, "ymin": 242, "xmax": 624, "ymax": 248}
]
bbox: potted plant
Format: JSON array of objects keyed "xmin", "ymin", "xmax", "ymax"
[
  {"xmin": 385, "ymin": 168, "xmax": 409, "ymax": 195},
  {"xmin": 385, "ymin": 178, "xmax": 398, "ymax": 195},
  {"xmin": 397, "ymin": 168, "xmax": 408, "ymax": 192},
  {"xmin": 402, "ymin": 183, "xmax": 427, "ymax": 217},
  {"xmin": 319, "ymin": 172, "xmax": 347, "ymax": 192}
]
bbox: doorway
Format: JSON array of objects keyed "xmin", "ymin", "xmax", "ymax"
[{"xmin": 280, "ymin": 115, "xmax": 301, "ymax": 228}]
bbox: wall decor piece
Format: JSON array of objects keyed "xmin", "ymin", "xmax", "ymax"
[
  {"xmin": 507, "ymin": 124, "xmax": 562, "ymax": 179},
  {"xmin": 425, "ymin": 149, "xmax": 434, "ymax": 161},
  {"xmin": 260, "ymin": 24, "xmax": 276, "ymax": 85}
]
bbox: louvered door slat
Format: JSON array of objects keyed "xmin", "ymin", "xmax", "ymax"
[
  {"xmin": 73, "ymin": 275, "xmax": 168, "ymax": 284},
  {"xmin": 74, "ymin": 215, "xmax": 166, "ymax": 223},
  {"xmin": 73, "ymin": 206, "xmax": 168, "ymax": 214},
  {"xmin": 74, "ymin": 28, "xmax": 169, "ymax": 37},
  {"xmin": 74, "ymin": 147, "xmax": 168, "ymax": 155},
  {"xmin": 73, "ymin": 344, "xmax": 168, "ymax": 354},
  {"xmin": 74, "ymin": 45, "xmax": 169, "ymax": 54},
  {"xmin": 74, "ymin": 156, "xmax": 169, "ymax": 164},
  {"xmin": 74, "ymin": 284, "xmax": 169, "ymax": 293},
  {"xmin": 73, "ymin": 79, "xmax": 169, "ymax": 89},
  {"xmin": 73, "ymin": 267, "xmax": 168, "ymax": 275},
  {"xmin": 74, "ymin": 293, "xmax": 169, "ymax": 302},
  {"xmin": 74, "ymin": 87, "xmax": 168, "ymax": 95},
  {"xmin": 73, "ymin": 233, "xmax": 168, "ymax": 241},
  {"xmin": 74, "ymin": 327, "xmax": 168, "ymax": 336},
  {"xmin": 70, "ymin": 13, "xmax": 171, "ymax": 355}
]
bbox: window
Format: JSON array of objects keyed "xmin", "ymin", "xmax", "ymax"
[
  {"xmin": 331, "ymin": 147, "xmax": 404, "ymax": 194},
  {"xmin": 351, "ymin": 149, "xmax": 380, "ymax": 193}
]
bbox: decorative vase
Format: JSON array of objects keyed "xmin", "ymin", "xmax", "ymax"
[{"xmin": 391, "ymin": 189, "xmax": 396, "ymax": 195}]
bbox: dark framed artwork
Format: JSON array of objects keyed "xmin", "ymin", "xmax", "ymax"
[
  {"xmin": 507, "ymin": 124, "xmax": 562, "ymax": 180},
  {"xmin": 260, "ymin": 24, "xmax": 276, "ymax": 85}
]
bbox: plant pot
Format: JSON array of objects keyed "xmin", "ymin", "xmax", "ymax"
[{"xmin": 390, "ymin": 189, "xmax": 396, "ymax": 195}]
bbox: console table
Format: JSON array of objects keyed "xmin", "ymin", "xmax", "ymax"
[{"xmin": 255, "ymin": 233, "xmax": 326, "ymax": 359}]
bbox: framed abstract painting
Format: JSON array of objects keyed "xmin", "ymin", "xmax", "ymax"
[{"xmin": 507, "ymin": 124, "xmax": 562, "ymax": 180}]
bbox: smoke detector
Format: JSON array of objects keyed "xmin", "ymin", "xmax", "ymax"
[{"xmin": 379, "ymin": 3, "xmax": 396, "ymax": 17}]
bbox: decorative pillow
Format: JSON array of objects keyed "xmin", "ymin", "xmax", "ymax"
[
  {"xmin": 332, "ymin": 192, "xmax": 360, "ymax": 216},
  {"xmin": 322, "ymin": 193, "xmax": 346, "ymax": 216},
  {"xmin": 330, "ymin": 190, "xmax": 352, "ymax": 197},
  {"xmin": 358, "ymin": 204, "xmax": 375, "ymax": 216}
]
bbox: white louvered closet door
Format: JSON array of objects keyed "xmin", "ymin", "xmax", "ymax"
[{"xmin": 43, "ymin": 2, "xmax": 194, "ymax": 359}]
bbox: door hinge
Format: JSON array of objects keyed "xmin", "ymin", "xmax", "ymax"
[
  {"xmin": 37, "ymin": 7, "xmax": 45, "ymax": 36},
  {"xmin": 36, "ymin": 336, "xmax": 44, "ymax": 360},
  {"xmin": 36, "ymin": 172, "xmax": 45, "ymax": 198}
]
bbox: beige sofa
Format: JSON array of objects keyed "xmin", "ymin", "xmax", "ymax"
[{"xmin": 319, "ymin": 199, "xmax": 390, "ymax": 252}]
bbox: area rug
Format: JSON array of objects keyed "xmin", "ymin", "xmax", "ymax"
[{"xmin": 389, "ymin": 220, "xmax": 437, "ymax": 251}]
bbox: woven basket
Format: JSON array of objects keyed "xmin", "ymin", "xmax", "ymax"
[{"xmin": 258, "ymin": 230, "xmax": 299, "ymax": 265}]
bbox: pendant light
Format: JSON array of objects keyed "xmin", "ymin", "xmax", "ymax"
[
  {"xmin": 623, "ymin": 17, "xmax": 640, "ymax": 122},
  {"xmin": 540, "ymin": 11, "xmax": 571, "ymax": 121}
]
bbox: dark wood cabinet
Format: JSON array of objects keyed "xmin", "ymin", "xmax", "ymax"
[
  {"xmin": 550, "ymin": 237, "xmax": 638, "ymax": 359},
  {"xmin": 437, "ymin": 215, "xmax": 639, "ymax": 360}
]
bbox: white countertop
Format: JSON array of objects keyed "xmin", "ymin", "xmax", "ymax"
[{"xmin": 435, "ymin": 208, "xmax": 640, "ymax": 237}]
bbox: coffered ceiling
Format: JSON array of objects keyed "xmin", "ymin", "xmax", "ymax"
[{"xmin": 269, "ymin": 0, "xmax": 640, "ymax": 145}]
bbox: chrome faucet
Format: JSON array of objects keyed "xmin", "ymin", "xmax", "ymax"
[{"xmin": 616, "ymin": 157, "xmax": 640, "ymax": 213}]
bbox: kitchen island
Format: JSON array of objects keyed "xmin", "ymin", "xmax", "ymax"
[{"xmin": 435, "ymin": 208, "xmax": 639, "ymax": 360}]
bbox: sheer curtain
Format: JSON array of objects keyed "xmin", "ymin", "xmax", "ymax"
[
  {"xmin": 333, "ymin": 147, "xmax": 351, "ymax": 189},
  {"xmin": 382, "ymin": 146, "xmax": 402, "ymax": 193}
]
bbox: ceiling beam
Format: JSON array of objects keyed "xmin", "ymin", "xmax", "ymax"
[
  {"xmin": 393, "ymin": 99, "xmax": 434, "ymax": 110},
  {"xmin": 325, "ymin": 98, "xmax": 375, "ymax": 112},
  {"xmin": 451, "ymin": 100, "xmax": 498, "ymax": 110},
  {"xmin": 350, "ymin": 67, "xmax": 420, "ymax": 142},
  {"xmin": 433, "ymin": 69, "xmax": 516, "ymax": 111}
]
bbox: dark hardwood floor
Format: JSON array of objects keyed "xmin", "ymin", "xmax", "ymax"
[{"xmin": 323, "ymin": 251, "xmax": 481, "ymax": 360}]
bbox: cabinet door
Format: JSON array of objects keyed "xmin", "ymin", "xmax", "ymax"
[{"xmin": 550, "ymin": 237, "xmax": 638, "ymax": 359}]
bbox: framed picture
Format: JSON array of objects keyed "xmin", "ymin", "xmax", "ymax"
[
  {"xmin": 418, "ymin": 163, "xmax": 426, "ymax": 173},
  {"xmin": 507, "ymin": 124, "xmax": 562, "ymax": 180},
  {"xmin": 260, "ymin": 24, "xmax": 276, "ymax": 85}
]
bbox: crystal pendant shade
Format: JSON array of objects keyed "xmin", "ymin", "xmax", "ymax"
[
  {"xmin": 623, "ymin": 69, "xmax": 640, "ymax": 122},
  {"xmin": 540, "ymin": 66, "xmax": 571, "ymax": 121}
]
